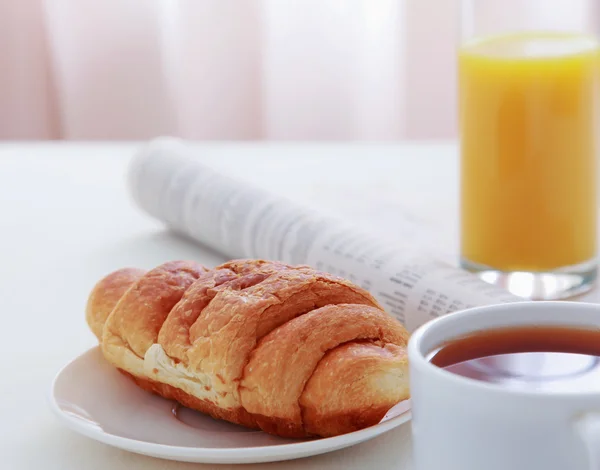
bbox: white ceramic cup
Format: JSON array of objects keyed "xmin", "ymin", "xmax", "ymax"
[{"xmin": 408, "ymin": 301, "xmax": 600, "ymax": 470}]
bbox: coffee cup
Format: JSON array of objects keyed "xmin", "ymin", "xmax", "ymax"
[{"xmin": 408, "ymin": 301, "xmax": 600, "ymax": 470}]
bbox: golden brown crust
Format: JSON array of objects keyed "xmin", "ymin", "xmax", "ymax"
[
  {"xmin": 86, "ymin": 258, "xmax": 410, "ymax": 438},
  {"xmin": 185, "ymin": 268, "xmax": 382, "ymax": 411},
  {"xmin": 103, "ymin": 261, "xmax": 206, "ymax": 358},
  {"xmin": 86, "ymin": 268, "xmax": 146, "ymax": 341},
  {"xmin": 239, "ymin": 304, "xmax": 409, "ymax": 437},
  {"xmin": 159, "ymin": 259, "xmax": 291, "ymax": 364},
  {"xmin": 301, "ymin": 342, "xmax": 410, "ymax": 437},
  {"xmin": 157, "ymin": 268, "xmax": 239, "ymax": 362}
]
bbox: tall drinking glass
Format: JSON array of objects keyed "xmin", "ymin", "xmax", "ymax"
[{"xmin": 459, "ymin": 0, "xmax": 600, "ymax": 299}]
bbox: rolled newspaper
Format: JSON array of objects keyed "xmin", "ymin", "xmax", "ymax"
[{"xmin": 127, "ymin": 137, "xmax": 520, "ymax": 331}]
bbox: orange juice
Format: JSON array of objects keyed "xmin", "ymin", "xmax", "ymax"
[{"xmin": 459, "ymin": 32, "xmax": 599, "ymax": 272}]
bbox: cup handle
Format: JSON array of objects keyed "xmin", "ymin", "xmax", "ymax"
[{"xmin": 574, "ymin": 413, "xmax": 600, "ymax": 470}]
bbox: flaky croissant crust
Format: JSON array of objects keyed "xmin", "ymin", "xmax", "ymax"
[{"xmin": 86, "ymin": 259, "xmax": 410, "ymax": 438}]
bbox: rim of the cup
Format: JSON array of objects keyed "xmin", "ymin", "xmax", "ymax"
[{"xmin": 407, "ymin": 300, "xmax": 600, "ymax": 398}]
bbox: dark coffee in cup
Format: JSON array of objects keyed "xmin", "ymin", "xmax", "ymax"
[{"xmin": 428, "ymin": 326, "xmax": 600, "ymax": 392}]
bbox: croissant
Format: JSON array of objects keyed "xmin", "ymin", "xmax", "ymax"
[{"xmin": 86, "ymin": 259, "xmax": 410, "ymax": 438}]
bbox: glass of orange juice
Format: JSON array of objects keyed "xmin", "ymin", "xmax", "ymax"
[{"xmin": 459, "ymin": 0, "xmax": 600, "ymax": 299}]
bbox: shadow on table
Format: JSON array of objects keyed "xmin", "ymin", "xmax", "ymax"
[
  {"xmin": 41, "ymin": 418, "xmax": 411, "ymax": 470},
  {"xmin": 85, "ymin": 229, "xmax": 227, "ymax": 272}
]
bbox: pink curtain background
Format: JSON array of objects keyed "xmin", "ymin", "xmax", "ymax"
[{"xmin": 0, "ymin": 0, "xmax": 586, "ymax": 141}]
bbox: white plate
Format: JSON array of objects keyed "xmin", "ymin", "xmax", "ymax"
[{"xmin": 49, "ymin": 347, "xmax": 412, "ymax": 464}]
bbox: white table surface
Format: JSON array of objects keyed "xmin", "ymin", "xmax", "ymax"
[{"xmin": 2, "ymin": 141, "xmax": 598, "ymax": 470}]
